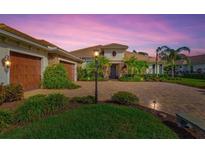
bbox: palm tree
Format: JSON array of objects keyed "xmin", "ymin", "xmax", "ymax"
[
  {"xmin": 155, "ymin": 47, "xmax": 162, "ymax": 77},
  {"xmin": 159, "ymin": 46, "xmax": 190, "ymax": 78},
  {"xmin": 124, "ymin": 56, "xmax": 148, "ymax": 75}
]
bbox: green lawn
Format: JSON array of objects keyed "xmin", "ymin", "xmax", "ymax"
[
  {"xmin": 164, "ymin": 78, "xmax": 205, "ymax": 88},
  {"xmin": 0, "ymin": 104, "xmax": 178, "ymax": 139}
]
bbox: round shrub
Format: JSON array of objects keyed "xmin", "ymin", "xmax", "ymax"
[
  {"xmin": 43, "ymin": 64, "xmax": 79, "ymax": 89},
  {"xmin": 111, "ymin": 91, "xmax": 139, "ymax": 105},
  {"xmin": 71, "ymin": 95, "xmax": 95, "ymax": 104}
]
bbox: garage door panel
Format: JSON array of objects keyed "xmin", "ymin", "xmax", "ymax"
[
  {"xmin": 10, "ymin": 51, "xmax": 41, "ymax": 91},
  {"xmin": 60, "ymin": 61, "xmax": 75, "ymax": 81}
]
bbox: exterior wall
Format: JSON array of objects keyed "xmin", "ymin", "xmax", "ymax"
[
  {"xmin": 0, "ymin": 41, "xmax": 48, "ymax": 85},
  {"xmin": 103, "ymin": 49, "xmax": 125, "ymax": 61},
  {"xmin": 193, "ymin": 64, "xmax": 205, "ymax": 73},
  {"xmin": 0, "ymin": 46, "xmax": 10, "ymax": 85},
  {"xmin": 146, "ymin": 64, "xmax": 163, "ymax": 75},
  {"xmin": 48, "ymin": 53, "xmax": 59, "ymax": 65}
]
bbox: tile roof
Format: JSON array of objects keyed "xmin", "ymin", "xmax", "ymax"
[
  {"xmin": 124, "ymin": 51, "xmax": 156, "ymax": 63},
  {"xmin": 190, "ymin": 54, "xmax": 205, "ymax": 65},
  {"xmin": 0, "ymin": 23, "xmax": 82, "ymax": 63},
  {"xmin": 0, "ymin": 23, "xmax": 50, "ymax": 47},
  {"xmin": 70, "ymin": 43, "xmax": 128, "ymax": 58}
]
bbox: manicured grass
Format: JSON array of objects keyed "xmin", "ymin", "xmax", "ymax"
[
  {"xmin": 164, "ymin": 78, "xmax": 205, "ymax": 89},
  {"xmin": 0, "ymin": 104, "xmax": 178, "ymax": 139}
]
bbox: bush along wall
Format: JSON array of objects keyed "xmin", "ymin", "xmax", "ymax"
[
  {"xmin": 42, "ymin": 64, "xmax": 80, "ymax": 89},
  {"xmin": 0, "ymin": 84, "xmax": 23, "ymax": 105}
]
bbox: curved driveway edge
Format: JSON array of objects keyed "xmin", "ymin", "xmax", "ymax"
[{"xmin": 24, "ymin": 81, "xmax": 205, "ymax": 120}]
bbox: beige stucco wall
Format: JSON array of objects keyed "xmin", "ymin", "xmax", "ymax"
[
  {"xmin": 0, "ymin": 46, "xmax": 10, "ymax": 85},
  {"xmin": 104, "ymin": 48, "xmax": 125, "ymax": 61}
]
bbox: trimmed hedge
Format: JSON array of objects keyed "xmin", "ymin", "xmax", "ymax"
[
  {"xmin": 181, "ymin": 74, "xmax": 205, "ymax": 79},
  {"xmin": 71, "ymin": 95, "xmax": 95, "ymax": 104},
  {"xmin": 15, "ymin": 93, "xmax": 69, "ymax": 123},
  {"xmin": 43, "ymin": 64, "xmax": 80, "ymax": 89},
  {"xmin": 0, "ymin": 84, "xmax": 23, "ymax": 105},
  {"xmin": 119, "ymin": 74, "xmax": 142, "ymax": 82},
  {"xmin": 112, "ymin": 91, "xmax": 139, "ymax": 105}
]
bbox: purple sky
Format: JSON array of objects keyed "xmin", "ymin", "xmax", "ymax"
[{"xmin": 0, "ymin": 14, "xmax": 205, "ymax": 56}]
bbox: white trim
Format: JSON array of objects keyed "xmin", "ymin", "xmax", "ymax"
[
  {"xmin": 9, "ymin": 48, "xmax": 45, "ymax": 59},
  {"xmin": 0, "ymin": 29, "xmax": 48, "ymax": 50},
  {"xmin": 58, "ymin": 58, "xmax": 77, "ymax": 65},
  {"xmin": 58, "ymin": 57, "xmax": 77, "ymax": 81},
  {"xmin": 58, "ymin": 49, "xmax": 83, "ymax": 62}
]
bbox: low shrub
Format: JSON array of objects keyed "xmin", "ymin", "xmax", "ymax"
[
  {"xmin": 45, "ymin": 93, "xmax": 68, "ymax": 114},
  {"xmin": 0, "ymin": 84, "xmax": 23, "ymax": 104},
  {"xmin": 15, "ymin": 93, "xmax": 69, "ymax": 123},
  {"xmin": 143, "ymin": 74, "xmax": 171, "ymax": 82},
  {"xmin": 71, "ymin": 95, "xmax": 95, "ymax": 104},
  {"xmin": 119, "ymin": 74, "xmax": 143, "ymax": 82},
  {"xmin": 15, "ymin": 95, "xmax": 47, "ymax": 123},
  {"xmin": 43, "ymin": 64, "xmax": 80, "ymax": 89},
  {"xmin": 111, "ymin": 91, "xmax": 139, "ymax": 105},
  {"xmin": 0, "ymin": 110, "xmax": 13, "ymax": 129}
]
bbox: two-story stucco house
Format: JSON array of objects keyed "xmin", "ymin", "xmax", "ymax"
[
  {"xmin": 0, "ymin": 23, "xmax": 82, "ymax": 90},
  {"xmin": 70, "ymin": 43, "xmax": 163, "ymax": 79}
]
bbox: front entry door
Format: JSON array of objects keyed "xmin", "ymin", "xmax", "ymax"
[{"xmin": 110, "ymin": 64, "xmax": 117, "ymax": 79}]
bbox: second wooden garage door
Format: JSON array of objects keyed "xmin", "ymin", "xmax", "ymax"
[
  {"xmin": 60, "ymin": 61, "xmax": 75, "ymax": 81},
  {"xmin": 10, "ymin": 51, "xmax": 41, "ymax": 91}
]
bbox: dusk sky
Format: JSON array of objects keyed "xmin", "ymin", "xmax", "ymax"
[{"xmin": 0, "ymin": 14, "xmax": 205, "ymax": 56}]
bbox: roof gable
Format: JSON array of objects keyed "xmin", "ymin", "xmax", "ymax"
[{"xmin": 102, "ymin": 43, "xmax": 128, "ymax": 49}]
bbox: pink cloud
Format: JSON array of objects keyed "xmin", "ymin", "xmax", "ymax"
[{"xmin": 2, "ymin": 15, "xmax": 203, "ymax": 56}]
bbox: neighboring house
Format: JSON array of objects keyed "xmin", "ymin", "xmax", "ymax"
[
  {"xmin": 70, "ymin": 43, "xmax": 163, "ymax": 79},
  {"xmin": 176, "ymin": 54, "xmax": 205, "ymax": 74},
  {"xmin": 0, "ymin": 23, "xmax": 82, "ymax": 90},
  {"xmin": 189, "ymin": 54, "xmax": 205, "ymax": 74}
]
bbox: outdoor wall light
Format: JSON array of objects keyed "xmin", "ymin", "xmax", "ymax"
[
  {"xmin": 94, "ymin": 50, "xmax": 99, "ymax": 57},
  {"xmin": 2, "ymin": 55, "xmax": 11, "ymax": 69},
  {"xmin": 153, "ymin": 100, "xmax": 157, "ymax": 110}
]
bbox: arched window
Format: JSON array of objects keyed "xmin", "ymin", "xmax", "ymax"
[{"xmin": 112, "ymin": 51, "xmax": 117, "ymax": 57}]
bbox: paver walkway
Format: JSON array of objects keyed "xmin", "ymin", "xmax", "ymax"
[{"xmin": 24, "ymin": 81, "xmax": 205, "ymax": 120}]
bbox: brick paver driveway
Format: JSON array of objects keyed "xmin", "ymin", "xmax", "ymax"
[{"xmin": 25, "ymin": 81, "xmax": 205, "ymax": 119}]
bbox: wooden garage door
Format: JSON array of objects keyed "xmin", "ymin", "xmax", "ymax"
[
  {"xmin": 60, "ymin": 61, "xmax": 75, "ymax": 81},
  {"xmin": 10, "ymin": 51, "xmax": 41, "ymax": 91}
]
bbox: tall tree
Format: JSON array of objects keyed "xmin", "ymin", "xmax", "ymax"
[
  {"xmin": 159, "ymin": 46, "xmax": 190, "ymax": 78},
  {"xmin": 155, "ymin": 46, "xmax": 167, "ymax": 77}
]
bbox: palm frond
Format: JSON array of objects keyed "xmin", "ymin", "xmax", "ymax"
[
  {"xmin": 177, "ymin": 53, "xmax": 191, "ymax": 64},
  {"xmin": 176, "ymin": 47, "xmax": 191, "ymax": 53}
]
